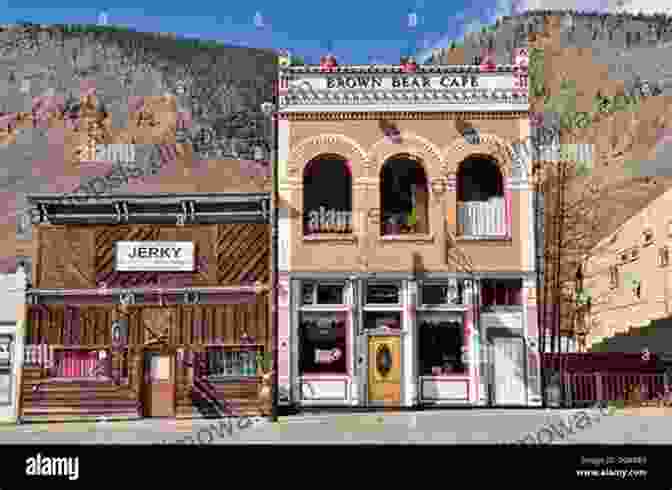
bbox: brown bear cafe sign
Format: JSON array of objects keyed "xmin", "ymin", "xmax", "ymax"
[{"xmin": 278, "ymin": 64, "xmax": 528, "ymax": 112}]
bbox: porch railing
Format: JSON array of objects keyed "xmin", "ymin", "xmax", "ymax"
[
  {"xmin": 457, "ymin": 198, "xmax": 506, "ymax": 237},
  {"xmin": 24, "ymin": 344, "xmax": 112, "ymax": 378}
]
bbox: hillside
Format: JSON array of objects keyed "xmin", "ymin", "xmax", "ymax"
[
  {"xmin": 431, "ymin": 10, "xmax": 672, "ymax": 251},
  {"xmin": 0, "ymin": 23, "xmax": 277, "ymax": 275}
]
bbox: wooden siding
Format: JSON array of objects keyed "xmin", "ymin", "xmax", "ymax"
[
  {"xmin": 34, "ymin": 224, "xmax": 270, "ymax": 289},
  {"xmin": 26, "ymin": 296, "xmax": 270, "ymax": 348},
  {"xmin": 37, "ymin": 226, "xmax": 96, "ymax": 289},
  {"xmin": 216, "ymin": 224, "xmax": 270, "ymax": 285}
]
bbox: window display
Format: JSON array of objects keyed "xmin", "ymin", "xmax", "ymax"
[
  {"xmin": 419, "ymin": 321, "xmax": 464, "ymax": 375},
  {"xmin": 206, "ymin": 348, "xmax": 259, "ymax": 377},
  {"xmin": 299, "ymin": 314, "xmax": 347, "ymax": 374}
]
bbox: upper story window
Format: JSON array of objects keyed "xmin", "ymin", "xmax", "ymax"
[
  {"xmin": 303, "ymin": 154, "xmax": 352, "ymax": 235},
  {"xmin": 380, "ymin": 155, "xmax": 429, "ymax": 235},
  {"xmin": 457, "ymin": 156, "xmax": 506, "ymax": 238}
]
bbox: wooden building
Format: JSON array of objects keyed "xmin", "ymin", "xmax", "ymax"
[{"xmin": 20, "ymin": 192, "xmax": 272, "ymax": 422}]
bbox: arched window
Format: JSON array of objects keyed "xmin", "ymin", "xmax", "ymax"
[
  {"xmin": 303, "ymin": 154, "xmax": 352, "ymax": 234},
  {"xmin": 457, "ymin": 156, "xmax": 506, "ymax": 237},
  {"xmin": 380, "ymin": 155, "xmax": 429, "ymax": 235}
]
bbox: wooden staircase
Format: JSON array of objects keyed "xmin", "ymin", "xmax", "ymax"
[
  {"xmin": 176, "ymin": 352, "xmax": 267, "ymax": 418},
  {"xmin": 20, "ymin": 367, "xmax": 141, "ymax": 423}
]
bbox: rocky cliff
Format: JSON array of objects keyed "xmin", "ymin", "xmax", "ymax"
[{"xmin": 0, "ymin": 23, "xmax": 277, "ymax": 274}]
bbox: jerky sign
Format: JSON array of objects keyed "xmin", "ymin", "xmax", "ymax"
[{"xmin": 115, "ymin": 241, "xmax": 195, "ymax": 272}]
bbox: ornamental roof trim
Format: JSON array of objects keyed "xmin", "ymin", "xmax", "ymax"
[{"xmin": 280, "ymin": 64, "xmax": 519, "ymax": 74}]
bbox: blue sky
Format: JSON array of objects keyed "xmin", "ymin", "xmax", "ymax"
[{"xmin": 1, "ymin": 0, "xmax": 520, "ymax": 63}]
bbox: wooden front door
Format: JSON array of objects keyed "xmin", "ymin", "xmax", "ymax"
[
  {"xmin": 368, "ymin": 336, "xmax": 401, "ymax": 405},
  {"xmin": 143, "ymin": 350, "xmax": 175, "ymax": 417},
  {"xmin": 493, "ymin": 337, "xmax": 527, "ymax": 405}
]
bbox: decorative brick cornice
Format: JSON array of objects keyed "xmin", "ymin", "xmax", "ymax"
[
  {"xmin": 287, "ymin": 133, "xmax": 371, "ymax": 179},
  {"xmin": 279, "ymin": 90, "xmax": 527, "ymax": 108},
  {"xmin": 441, "ymin": 133, "xmax": 515, "ymax": 177},
  {"xmin": 278, "ymin": 112, "xmax": 527, "ymax": 121}
]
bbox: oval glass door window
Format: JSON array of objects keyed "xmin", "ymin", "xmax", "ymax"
[{"xmin": 376, "ymin": 344, "xmax": 392, "ymax": 377}]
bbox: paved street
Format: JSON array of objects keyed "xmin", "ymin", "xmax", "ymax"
[{"xmin": 0, "ymin": 409, "xmax": 670, "ymax": 444}]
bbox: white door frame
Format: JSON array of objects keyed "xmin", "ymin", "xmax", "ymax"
[{"xmin": 492, "ymin": 335, "xmax": 527, "ymax": 406}]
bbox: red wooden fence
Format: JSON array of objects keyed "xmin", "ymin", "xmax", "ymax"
[{"xmin": 563, "ymin": 372, "xmax": 667, "ymax": 404}]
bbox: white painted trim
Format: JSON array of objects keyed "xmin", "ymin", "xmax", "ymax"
[
  {"xmin": 0, "ymin": 270, "xmax": 25, "ymax": 423},
  {"xmin": 277, "ymin": 118, "xmax": 290, "ymax": 272},
  {"xmin": 528, "ymin": 190, "xmax": 536, "ymax": 273},
  {"xmin": 280, "ymin": 103, "xmax": 529, "ymax": 113}
]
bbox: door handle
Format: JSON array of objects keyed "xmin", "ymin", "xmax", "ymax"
[{"xmin": 358, "ymin": 356, "xmax": 364, "ymax": 365}]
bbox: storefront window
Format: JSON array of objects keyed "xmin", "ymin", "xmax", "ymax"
[
  {"xmin": 299, "ymin": 313, "xmax": 347, "ymax": 375},
  {"xmin": 206, "ymin": 348, "xmax": 259, "ymax": 377},
  {"xmin": 418, "ymin": 320, "xmax": 464, "ymax": 375}
]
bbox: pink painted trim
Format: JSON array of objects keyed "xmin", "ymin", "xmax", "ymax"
[
  {"xmin": 420, "ymin": 375, "xmax": 470, "ymax": 380},
  {"xmin": 504, "ymin": 184, "xmax": 512, "ymax": 239},
  {"xmin": 300, "ymin": 374, "xmax": 351, "ymax": 380}
]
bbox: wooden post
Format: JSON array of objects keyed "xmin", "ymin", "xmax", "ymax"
[
  {"xmin": 563, "ymin": 371, "xmax": 572, "ymax": 407},
  {"xmin": 595, "ymin": 372, "xmax": 603, "ymax": 403}
]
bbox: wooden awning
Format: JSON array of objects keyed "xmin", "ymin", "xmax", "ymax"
[
  {"xmin": 26, "ymin": 192, "xmax": 271, "ymax": 225},
  {"xmin": 27, "ymin": 285, "xmax": 268, "ymax": 306}
]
